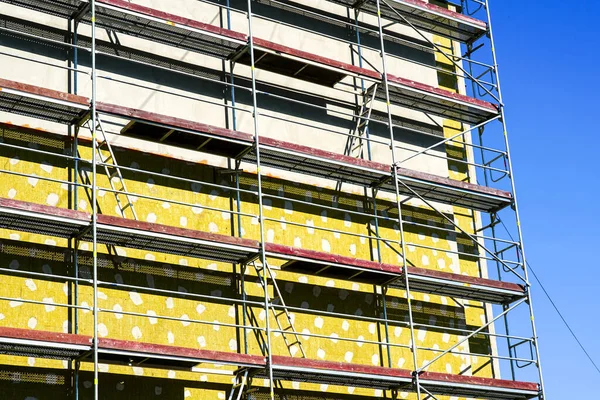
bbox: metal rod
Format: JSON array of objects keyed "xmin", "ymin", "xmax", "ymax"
[
  {"xmin": 374, "ymin": 0, "xmax": 421, "ymax": 396},
  {"xmin": 90, "ymin": 1, "xmax": 99, "ymax": 398},
  {"xmin": 72, "ymin": 19, "xmax": 80, "ymax": 400},
  {"xmin": 244, "ymin": 3, "xmax": 274, "ymax": 398}
]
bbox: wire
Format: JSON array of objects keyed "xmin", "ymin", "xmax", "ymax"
[{"xmin": 498, "ymin": 219, "xmax": 600, "ymax": 375}]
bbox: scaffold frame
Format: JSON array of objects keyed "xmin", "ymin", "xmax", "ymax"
[{"xmin": 0, "ymin": 0, "xmax": 545, "ymax": 399}]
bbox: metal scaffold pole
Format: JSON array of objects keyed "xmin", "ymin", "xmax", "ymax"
[
  {"xmin": 245, "ymin": 1, "xmax": 275, "ymax": 398},
  {"xmin": 373, "ymin": 0, "xmax": 421, "ymax": 397},
  {"xmin": 484, "ymin": 1, "xmax": 546, "ymax": 397},
  {"xmin": 90, "ymin": 0, "xmax": 99, "ymax": 398}
]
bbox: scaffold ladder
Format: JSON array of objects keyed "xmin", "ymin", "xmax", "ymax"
[
  {"xmin": 347, "ymin": 83, "xmax": 378, "ymax": 159},
  {"xmin": 88, "ymin": 115, "xmax": 138, "ymax": 221},
  {"xmin": 228, "ymin": 369, "xmax": 250, "ymax": 400},
  {"xmin": 251, "ymin": 260, "xmax": 306, "ymax": 358}
]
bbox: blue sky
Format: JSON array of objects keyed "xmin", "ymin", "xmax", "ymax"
[{"xmin": 491, "ymin": 0, "xmax": 600, "ymax": 397}]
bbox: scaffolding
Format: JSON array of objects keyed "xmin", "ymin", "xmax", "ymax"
[{"xmin": 0, "ymin": 0, "xmax": 545, "ymax": 399}]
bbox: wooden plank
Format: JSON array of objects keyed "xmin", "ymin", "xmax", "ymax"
[
  {"xmin": 398, "ymin": 0, "xmax": 487, "ymax": 29},
  {"xmin": 96, "ymin": 102, "xmax": 254, "ymax": 143},
  {"xmin": 98, "ymin": 0, "xmax": 247, "ymax": 43},
  {"xmin": 387, "ymin": 74, "xmax": 498, "ymax": 113},
  {"xmin": 0, "ymin": 326, "xmax": 91, "ymax": 347},
  {"xmin": 96, "ymin": 214, "xmax": 260, "ymax": 250},
  {"xmin": 0, "ymin": 78, "xmax": 89, "ymax": 106},
  {"xmin": 0, "ymin": 198, "xmax": 90, "ymax": 222},
  {"xmin": 100, "ymin": 337, "xmax": 265, "ymax": 366}
]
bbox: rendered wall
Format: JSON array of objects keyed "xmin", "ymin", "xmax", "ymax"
[{"xmin": 0, "ymin": 0, "xmax": 496, "ymax": 399}]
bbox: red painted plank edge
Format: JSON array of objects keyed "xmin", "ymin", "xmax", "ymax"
[
  {"xmin": 98, "ymin": 0, "xmax": 247, "ymax": 43},
  {"xmin": 0, "ymin": 78, "xmax": 89, "ymax": 106},
  {"xmin": 0, "ymin": 196, "xmax": 257, "ymax": 251},
  {"xmin": 100, "ymin": 337, "xmax": 265, "ymax": 366},
  {"xmin": 407, "ymin": 266, "xmax": 524, "ymax": 293},
  {"xmin": 396, "ymin": 166, "xmax": 512, "ymax": 200},
  {"xmin": 96, "ymin": 102, "xmax": 254, "ymax": 143},
  {"xmin": 387, "ymin": 74, "xmax": 499, "ymax": 113},
  {"xmin": 265, "ymin": 242, "xmax": 401, "ymax": 275},
  {"xmin": 96, "ymin": 214, "xmax": 260, "ymax": 250},
  {"xmin": 0, "ymin": 327, "xmax": 264, "ymax": 366},
  {"xmin": 0, "ymin": 326, "xmax": 91, "ymax": 347},
  {"xmin": 272, "ymin": 355, "xmax": 411, "ymax": 378},
  {"xmin": 0, "ymin": 195, "xmax": 522, "ymax": 293},
  {"xmin": 266, "ymin": 242, "xmax": 523, "ymax": 293},
  {"xmin": 0, "ymin": 197, "xmax": 90, "ymax": 222},
  {"xmin": 0, "ymin": 195, "xmax": 523, "ymax": 294},
  {"xmin": 260, "ymin": 136, "xmax": 389, "ymax": 173},
  {"xmin": 253, "ymin": 38, "xmax": 381, "ymax": 80},
  {"xmin": 272, "ymin": 355, "xmax": 539, "ymax": 392},
  {"xmin": 400, "ymin": 0, "xmax": 487, "ymax": 30},
  {"xmin": 421, "ymin": 370, "xmax": 539, "ymax": 392}
]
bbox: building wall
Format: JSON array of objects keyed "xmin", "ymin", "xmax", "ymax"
[{"xmin": 0, "ymin": 0, "xmax": 495, "ymax": 398}]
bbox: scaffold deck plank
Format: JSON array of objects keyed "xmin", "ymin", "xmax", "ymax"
[
  {"xmin": 0, "ymin": 0, "xmax": 82, "ymax": 19},
  {"xmin": 0, "ymin": 327, "xmax": 264, "ymax": 368},
  {"xmin": 393, "ymin": 165, "xmax": 511, "ymax": 212},
  {"xmin": 100, "ymin": 101, "xmax": 509, "ymax": 212},
  {"xmin": 94, "ymin": 337, "xmax": 265, "ymax": 369},
  {"xmin": 0, "ymin": 197, "xmax": 90, "ymax": 238},
  {"xmin": 98, "ymin": 102, "xmax": 254, "ymax": 159},
  {"xmin": 0, "ymin": 326, "xmax": 91, "ymax": 360},
  {"xmin": 269, "ymin": 356, "xmax": 539, "ymax": 400},
  {"xmin": 93, "ymin": 0, "xmax": 246, "ymax": 59},
  {"xmin": 91, "ymin": 214, "xmax": 260, "ymax": 264},
  {"xmin": 0, "ymin": 78, "xmax": 89, "ymax": 124},
  {"xmin": 325, "ymin": 0, "xmax": 487, "ymax": 42},
  {"xmin": 0, "ymin": 197, "xmax": 259, "ymax": 264},
  {"xmin": 266, "ymin": 242, "xmax": 525, "ymax": 304},
  {"xmin": 385, "ymin": 74, "xmax": 499, "ymax": 125}
]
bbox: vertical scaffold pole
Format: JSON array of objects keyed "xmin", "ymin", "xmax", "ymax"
[
  {"xmin": 70, "ymin": 15, "xmax": 81, "ymax": 400},
  {"xmin": 373, "ymin": 0, "xmax": 421, "ymax": 397},
  {"xmin": 90, "ymin": 0, "xmax": 99, "ymax": 399},
  {"xmin": 245, "ymin": 2, "xmax": 274, "ymax": 398},
  {"xmin": 484, "ymin": 1, "xmax": 545, "ymax": 397}
]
